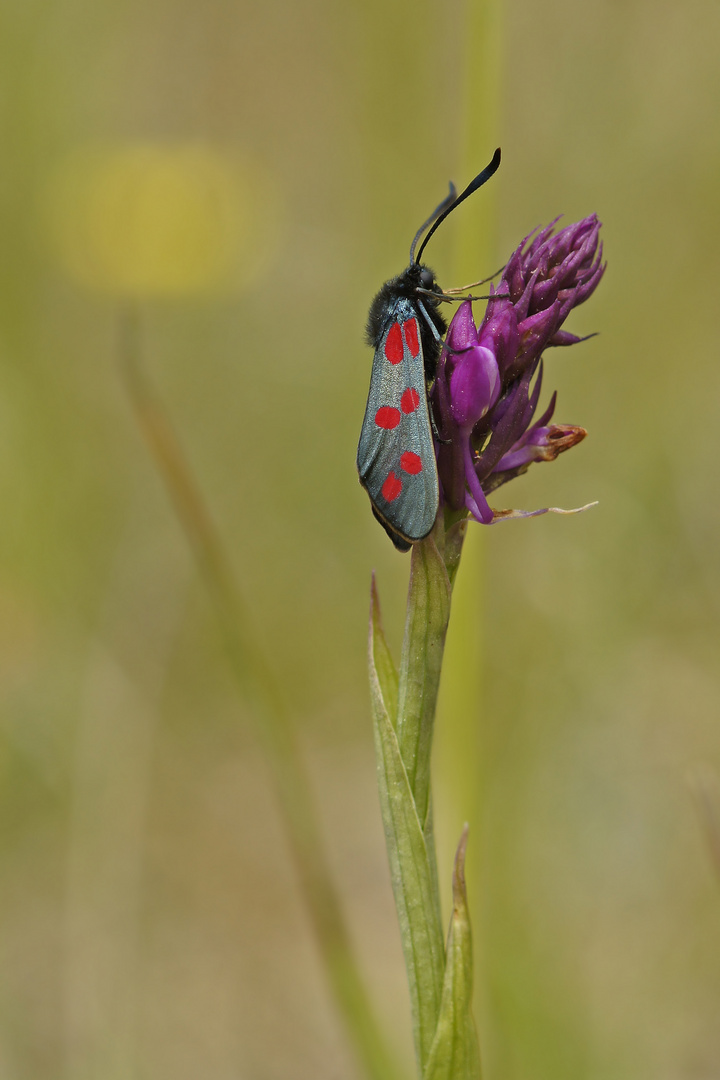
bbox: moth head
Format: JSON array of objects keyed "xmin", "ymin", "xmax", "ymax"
[{"xmin": 419, "ymin": 267, "xmax": 434, "ymax": 291}]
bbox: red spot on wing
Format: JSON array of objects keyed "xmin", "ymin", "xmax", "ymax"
[
  {"xmin": 381, "ymin": 471, "xmax": 402, "ymax": 501},
  {"xmin": 375, "ymin": 406, "xmax": 401, "ymax": 429},
  {"xmin": 404, "ymin": 318, "xmax": 420, "ymax": 357},
  {"xmin": 384, "ymin": 323, "xmax": 404, "ymax": 365},
  {"xmin": 401, "ymin": 387, "xmax": 420, "ymax": 414},
  {"xmin": 400, "ymin": 452, "xmax": 422, "ymax": 475}
]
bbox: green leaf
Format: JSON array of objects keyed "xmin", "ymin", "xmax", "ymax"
[
  {"xmin": 370, "ymin": 573, "xmax": 399, "ymax": 729},
  {"xmin": 369, "ymin": 580, "xmax": 446, "ymax": 1071},
  {"xmin": 424, "ymin": 827, "xmax": 481, "ymax": 1080},
  {"xmin": 396, "ymin": 528, "xmax": 452, "ymax": 828},
  {"xmin": 422, "ymin": 794, "xmax": 442, "ymax": 938}
]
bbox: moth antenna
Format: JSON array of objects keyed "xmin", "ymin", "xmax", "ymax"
[
  {"xmin": 416, "ymin": 288, "xmax": 510, "ymax": 304},
  {"xmin": 442, "ymin": 264, "xmax": 506, "ymax": 293},
  {"xmin": 414, "ymin": 147, "xmax": 501, "ymax": 265},
  {"xmin": 409, "ymin": 183, "xmax": 457, "ymax": 264}
]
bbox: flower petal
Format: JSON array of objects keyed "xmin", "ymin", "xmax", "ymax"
[
  {"xmin": 449, "ymin": 345, "xmax": 499, "ymax": 429},
  {"xmin": 445, "ymin": 299, "xmax": 479, "ymax": 352}
]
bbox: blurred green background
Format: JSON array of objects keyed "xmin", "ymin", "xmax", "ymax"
[{"xmin": 2, "ymin": 0, "xmax": 720, "ymax": 1077}]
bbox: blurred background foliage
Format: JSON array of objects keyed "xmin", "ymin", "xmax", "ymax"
[{"xmin": 1, "ymin": 0, "xmax": 719, "ymax": 1077}]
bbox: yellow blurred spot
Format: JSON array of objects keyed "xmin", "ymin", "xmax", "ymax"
[{"xmin": 45, "ymin": 143, "xmax": 282, "ymax": 295}]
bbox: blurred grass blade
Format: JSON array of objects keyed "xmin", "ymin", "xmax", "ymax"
[
  {"xmin": 690, "ymin": 767, "xmax": 720, "ymax": 882},
  {"xmin": 121, "ymin": 311, "xmax": 405, "ymax": 1080},
  {"xmin": 370, "ymin": 574, "xmax": 399, "ymax": 729},
  {"xmin": 369, "ymin": 582, "xmax": 446, "ymax": 1072},
  {"xmin": 440, "ymin": 0, "xmax": 503, "ymax": 1024},
  {"xmin": 424, "ymin": 826, "xmax": 481, "ymax": 1080},
  {"xmin": 396, "ymin": 526, "xmax": 452, "ymax": 828}
]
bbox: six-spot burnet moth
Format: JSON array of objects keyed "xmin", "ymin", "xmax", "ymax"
[{"xmin": 357, "ymin": 148, "xmax": 502, "ymax": 552}]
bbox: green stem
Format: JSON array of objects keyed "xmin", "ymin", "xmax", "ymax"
[
  {"xmin": 121, "ymin": 315, "xmax": 405, "ymax": 1080},
  {"xmin": 371, "ymin": 514, "xmax": 481, "ymax": 1078}
]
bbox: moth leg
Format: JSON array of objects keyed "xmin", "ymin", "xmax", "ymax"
[
  {"xmin": 429, "ymin": 398, "xmax": 451, "ymax": 445},
  {"xmin": 416, "ymin": 287, "xmax": 510, "ymax": 304},
  {"xmin": 416, "ymin": 298, "xmax": 444, "ymax": 344}
]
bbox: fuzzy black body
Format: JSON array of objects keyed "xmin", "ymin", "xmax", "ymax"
[
  {"xmin": 357, "ymin": 263, "xmax": 446, "ymax": 552},
  {"xmin": 365, "ymin": 262, "xmax": 447, "ymax": 381}
]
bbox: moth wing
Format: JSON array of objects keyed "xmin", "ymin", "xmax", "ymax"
[{"xmin": 357, "ymin": 299, "xmax": 439, "ymax": 544}]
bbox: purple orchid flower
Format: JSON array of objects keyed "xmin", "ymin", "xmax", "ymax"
[{"xmin": 432, "ymin": 214, "xmax": 604, "ymax": 524}]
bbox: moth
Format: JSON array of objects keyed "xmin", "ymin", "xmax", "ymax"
[{"xmin": 357, "ymin": 148, "xmax": 501, "ymax": 551}]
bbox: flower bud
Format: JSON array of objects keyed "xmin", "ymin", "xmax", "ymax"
[
  {"xmin": 432, "ymin": 214, "xmax": 605, "ymax": 524},
  {"xmin": 448, "ymin": 337, "xmax": 499, "ymax": 433}
]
